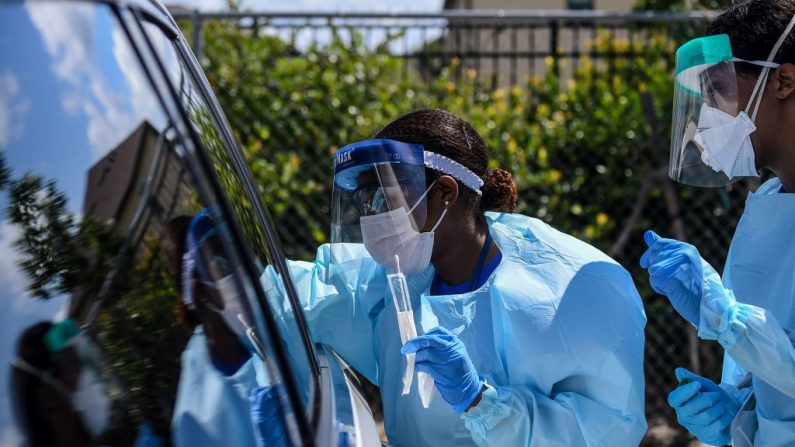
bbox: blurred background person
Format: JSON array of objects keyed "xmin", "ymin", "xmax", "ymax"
[{"xmin": 10, "ymin": 319, "xmax": 160, "ymax": 447}]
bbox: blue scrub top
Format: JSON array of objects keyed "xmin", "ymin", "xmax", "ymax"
[{"xmin": 432, "ymin": 251, "xmax": 502, "ymax": 296}]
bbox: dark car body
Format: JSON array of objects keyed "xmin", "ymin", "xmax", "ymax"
[{"xmin": 0, "ymin": 1, "xmax": 380, "ymax": 445}]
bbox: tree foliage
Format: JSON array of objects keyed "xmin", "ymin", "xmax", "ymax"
[
  {"xmin": 197, "ymin": 21, "xmax": 748, "ymax": 407},
  {"xmin": 1, "ymin": 15, "xmax": 752, "ymax": 442},
  {"xmin": 0, "ymin": 154, "xmax": 185, "ymax": 444},
  {"xmin": 198, "ymin": 22, "xmax": 696, "ymax": 263}
]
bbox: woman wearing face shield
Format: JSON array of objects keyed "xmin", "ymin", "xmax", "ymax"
[
  {"xmin": 640, "ymin": 1, "xmax": 795, "ymax": 445},
  {"xmin": 163, "ymin": 212, "xmax": 268, "ymax": 447},
  {"xmin": 258, "ymin": 108, "xmax": 647, "ymax": 446}
]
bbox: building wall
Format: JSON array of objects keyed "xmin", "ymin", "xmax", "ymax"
[
  {"xmin": 438, "ymin": 0, "xmax": 637, "ymax": 86},
  {"xmin": 445, "ymin": 0, "xmax": 635, "ymax": 11}
]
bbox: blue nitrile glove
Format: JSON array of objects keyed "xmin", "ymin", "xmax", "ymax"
[
  {"xmin": 640, "ymin": 230, "xmax": 704, "ymax": 326},
  {"xmin": 668, "ymin": 368, "xmax": 740, "ymax": 446},
  {"xmin": 250, "ymin": 385, "xmax": 290, "ymax": 447},
  {"xmin": 133, "ymin": 424, "xmax": 163, "ymax": 447},
  {"xmin": 401, "ymin": 326, "xmax": 484, "ymax": 414}
]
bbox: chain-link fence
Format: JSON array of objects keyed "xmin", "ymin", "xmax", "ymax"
[{"xmin": 172, "ymin": 9, "xmax": 760, "ymax": 445}]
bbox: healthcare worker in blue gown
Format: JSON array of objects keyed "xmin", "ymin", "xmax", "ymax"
[
  {"xmin": 257, "ymin": 108, "xmax": 648, "ymax": 446},
  {"xmin": 641, "ymin": 1, "xmax": 795, "ymax": 445},
  {"xmin": 164, "ymin": 213, "xmax": 268, "ymax": 447}
]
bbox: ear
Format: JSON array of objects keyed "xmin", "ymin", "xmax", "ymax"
[
  {"xmin": 434, "ymin": 175, "xmax": 459, "ymax": 207},
  {"xmin": 773, "ymin": 63, "xmax": 795, "ymax": 100}
]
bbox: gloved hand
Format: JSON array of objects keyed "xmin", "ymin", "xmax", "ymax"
[
  {"xmin": 640, "ymin": 230, "xmax": 705, "ymax": 326},
  {"xmin": 668, "ymin": 368, "xmax": 740, "ymax": 446},
  {"xmin": 250, "ymin": 385, "xmax": 289, "ymax": 447},
  {"xmin": 133, "ymin": 424, "xmax": 163, "ymax": 447},
  {"xmin": 401, "ymin": 326, "xmax": 484, "ymax": 413}
]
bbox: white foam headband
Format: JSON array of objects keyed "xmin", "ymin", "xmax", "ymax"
[{"xmin": 423, "ymin": 151, "xmax": 484, "ymax": 195}]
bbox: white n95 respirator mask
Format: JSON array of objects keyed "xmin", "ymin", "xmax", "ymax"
[{"xmin": 694, "ymin": 104, "xmax": 758, "ymax": 178}]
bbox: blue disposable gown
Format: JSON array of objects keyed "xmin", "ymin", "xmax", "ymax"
[
  {"xmin": 171, "ymin": 327, "xmax": 268, "ymax": 447},
  {"xmin": 262, "ymin": 212, "xmax": 647, "ymax": 446},
  {"xmin": 697, "ymin": 178, "xmax": 795, "ymax": 446}
]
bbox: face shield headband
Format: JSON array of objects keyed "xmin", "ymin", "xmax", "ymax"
[{"xmin": 333, "ymin": 139, "xmax": 485, "ymax": 196}]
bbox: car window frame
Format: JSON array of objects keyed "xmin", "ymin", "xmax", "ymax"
[
  {"xmin": 163, "ymin": 28, "xmax": 337, "ymax": 439},
  {"xmin": 168, "ymin": 26, "xmax": 323, "ymax": 385},
  {"xmin": 112, "ymin": 3, "xmax": 320, "ymax": 444}
]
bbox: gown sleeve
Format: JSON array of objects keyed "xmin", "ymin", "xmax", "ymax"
[
  {"xmin": 259, "ymin": 243, "xmax": 383, "ymax": 384},
  {"xmin": 699, "ymin": 287, "xmax": 795, "ymax": 399}
]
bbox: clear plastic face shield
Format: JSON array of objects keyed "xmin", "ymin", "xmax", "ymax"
[
  {"xmin": 670, "ymin": 13, "xmax": 795, "ymax": 187},
  {"xmin": 330, "ymin": 139, "xmax": 431, "ymax": 274},
  {"xmin": 671, "ymin": 34, "xmax": 750, "ymax": 186},
  {"xmin": 331, "ymin": 138, "xmax": 439, "ymax": 407}
]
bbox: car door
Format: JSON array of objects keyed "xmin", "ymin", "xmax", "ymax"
[
  {"xmin": 0, "ymin": 1, "xmax": 312, "ymax": 445},
  {"xmin": 1, "ymin": 1, "xmax": 382, "ymax": 446},
  {"xmin": 127, "ymin": 3, "xmax": 383, "ymax": 446}
]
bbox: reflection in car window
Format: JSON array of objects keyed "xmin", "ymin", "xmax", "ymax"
[
  {"xmin": 0, "ymin": 3, "xmax": 287, "ymax": 446},
  {"xmin": 138, "ymin": 21, "xmax": 317, "ymax": 401}
]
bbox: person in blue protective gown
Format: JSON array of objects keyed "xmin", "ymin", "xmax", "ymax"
[
  {"xmin": 163, "ymin": 213, "xmax": 268, "ymax": 447},
  {"xmin": 640, "ymin": 1, "xmax": 795, "ymax": 445},
  {"xmin": 258, "ymin": 108, "xmax": 648, "ymax": 446}
]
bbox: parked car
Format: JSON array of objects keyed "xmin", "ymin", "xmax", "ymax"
[{"xmin": 0, "ymin": 1, "xmax": 380, "ymax": 445}]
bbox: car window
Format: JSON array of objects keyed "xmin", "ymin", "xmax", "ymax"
[
  {"xmin": 0, "ymin": 2, "xmax": 300, "ymax": 445},
  {"xmin": 135, "ymin": 18, "xmax": 320, "ymax": 402}
]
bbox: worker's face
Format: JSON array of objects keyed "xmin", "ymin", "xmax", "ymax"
[
  {"xmin": 355, "ymin": 170, "xmax": 418, "ymax": 216},
  {"xmin": 735, "ymin": 66, "xmax": 781, "ymax": 170},
  {"xmin": 354, "ymin": 165, "xmax": 428, "ymax": 230},
  {"xmin": 699, "ymin": 63, "xmax": 781, "ymax": 170},
  {"xmin": 701, "ymin": 63, "xmax": 739, "ymax": 115}
]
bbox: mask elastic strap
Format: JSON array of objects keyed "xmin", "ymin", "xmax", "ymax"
[
  {"xmin": 731, "ymin": 57, "xmax": 782, "ymax": 68},
  {"xmin": 430, "ymin": 207, "xmax": 448, "ymax": 232},
  {"xmin": 408, "ymin": 179, "xmax": 437, "ymax": 214},
  {"xmin": 745, "ymin": 11, "xmax": 795, "ymax": 120},
  {"xmin": 749, "ymin": 69, "xmax": 771, "ymax": 120},
  {"xmin": 409, "ymin": 179, "xmax": 447, "ymax": 232}
]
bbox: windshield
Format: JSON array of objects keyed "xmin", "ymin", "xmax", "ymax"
[
  {"xmin": 135, "ymin": 11, "xmax": 320, "ymax": 400},
  {"xmin": 0, "ymin": 2, "xmax": 309, "ymax": 444}
]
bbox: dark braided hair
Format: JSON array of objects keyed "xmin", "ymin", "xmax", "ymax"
[
  {"xmin": 707, "ymin": 0, "xmax": 795, "ymax": 77},
  {"xmin": 374, "ymin": 109, "xmax": 518, "ymax": 222}
]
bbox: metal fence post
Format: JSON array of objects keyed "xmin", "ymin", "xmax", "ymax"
[
  {"xmin": 192, "ymin": 9, "xmax": 204, "ymax": 62},
  {"xmin": 550, "ymin": 19, "xmax": 559, "ymax": 77}
]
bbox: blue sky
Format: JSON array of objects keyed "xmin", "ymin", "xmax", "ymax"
[{"xmin": 0, "ymin": 3, "xmax": 170, "ymax": 445}]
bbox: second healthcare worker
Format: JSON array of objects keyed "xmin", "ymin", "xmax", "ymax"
[
  {"xmin": 641, "ymin": 0, "xmax": 795, "ymax": 445},
  {"xmin": 259, "ymin": 108, "xmax": 648, "ymax": 446}
]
